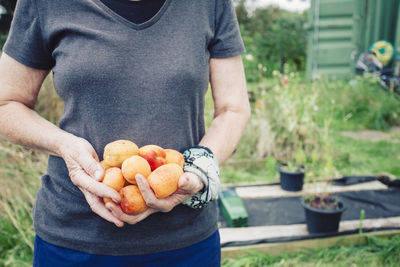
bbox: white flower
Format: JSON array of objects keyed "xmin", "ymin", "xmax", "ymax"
[
  {"xmin": 245, "ymin": 54, "xmax": 254, "ymax": 61},
  {"xmin": 314, "ymin": 105, "xmax": 319, "ymax": 111}
]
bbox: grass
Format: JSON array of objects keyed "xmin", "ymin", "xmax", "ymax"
[
  {"xmin": 0, "ymin": 139, "xmax": 44, "ymax": 266},
  {"xmin": 332, "ymin": 133, "xmax": 400, "ymax": 177},
  {"xmin": 221, "ymin": 234, "xmax": 400, "ymax": 267},
  {"xmin": 219, "ymin": 131, "xmax": 400, "ymax": 184}
]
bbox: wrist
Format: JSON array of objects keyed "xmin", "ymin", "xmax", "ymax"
[
  {"xmin": 55, "ymin": 132, "xmax": 80, "ymax": 158},
  {"xmin": 181, "ymin": 146, "xmax": 220, "ymax": 209}
]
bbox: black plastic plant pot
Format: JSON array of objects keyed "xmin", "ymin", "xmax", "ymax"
[
  {"xmin": 278, "ymin": 164, "xmax": 304, "ymax": 192},
  {"xmin": 301, "ymin": 199, "xmax": 346, "ymax": 234}
]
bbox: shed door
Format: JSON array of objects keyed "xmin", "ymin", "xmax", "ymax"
[{"xmin": 307, "ymin": 0, "xmax": 360, "ymax": 79}]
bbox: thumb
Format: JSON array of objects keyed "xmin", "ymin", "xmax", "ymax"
[
  {"xmin": 178, "ymin": 172, "xmax": 204, "ymax": 193},
  {"xmin": 77, "ymin": 151, "xmax": 104, "ymax": 181}
]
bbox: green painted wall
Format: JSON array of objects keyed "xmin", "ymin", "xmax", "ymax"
[{"xmin": 306, "ymin": 0, "xmax": 400, "ymax": 80}]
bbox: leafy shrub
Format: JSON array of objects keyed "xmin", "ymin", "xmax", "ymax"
[
  {"xmin": 0, "ymin": 139, "xmax": 45, "ymax": 266},
  {"xmin": 228, "ymin": 73, "xmax": 400, "ymax": 181},
  {"xmin": 232, "ymin": 72, "xmax": 328, "ymax": 176},
  {"xmin": 318, "ymin": 75, "xmax": 400, "ymax": 130}
]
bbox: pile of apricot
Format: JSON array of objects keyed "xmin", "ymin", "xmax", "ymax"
[{"xmin": 100, "ymin": 140, "xmax": 184, "ymax": 214}]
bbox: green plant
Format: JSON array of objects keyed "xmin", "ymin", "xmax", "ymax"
[
  {"xmin": 280, "ymin": 141, "xmax": 306, "ymax": 172},
  {"xmin": 0, "ymin": 138, "xmax": 44, "ymax": 266},
  {"xmin": 318, "ymin": 75, "xmax": 400, "ymax": 131},
  {"xmin": 254, "ymin": 72, "xmax": 328, "ymax": 174},
  {"xmin": 302, "ymin": 193, "xmax": 339, "ymax": 210},
  {"xmin": 359, "ymin": 209, "xmax": 365, "ymax": 236},
  {"xmin": 222, "ymin": 235, "xmax": 400, "ymax": 266}
]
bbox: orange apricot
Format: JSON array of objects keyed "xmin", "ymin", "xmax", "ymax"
[
  {"xmin": 164, "ymin": 149, "xmax": 184, "ymax": 168},
  {"xmin": 120, "ymin": 185, "xmax": 148, "ymax": 214},
  {"xmin": 121, "ymin": 155, "xmax": 151, "ymax": 185},
  {"xmin": 102, "ymin": 167, "xmax": 125, "ymax": 203},
  {"xmin": 147, "ymin": 163, "xmax": 183, "ymax": 198},
  {"xmin": 103, "ymin": 140, "xmax": 139, "ymax": 167},
  {"xmin": 100, "ymin": 160, "xmax": 111, "ymax": 173}
]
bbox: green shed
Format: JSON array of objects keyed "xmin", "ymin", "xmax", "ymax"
[{"xmin": 306, "ymin": 0, "xmax": 400, "ymax": 80}]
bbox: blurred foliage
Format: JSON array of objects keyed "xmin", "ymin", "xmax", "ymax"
[
  {"xmin": 236, "ymin": 0, "xmax": 308, "ymax": 82},
  {"xmin": 221, "ymin": 234, "xmax": 400, "ymax": 267},
  {"xmin": 0, "ymin": 0, "xmax": 15, "ymax": 48},
  {"xmin": 318, "ymin": 74, "xmax": 400, "ymax": 131},
  {"xmin": 0, "ymin": 0, "xmax": 16, "ymax": 33},
  {"xmin": 223, "ymin": 71, "xmax": 400, "ymax": 181}
]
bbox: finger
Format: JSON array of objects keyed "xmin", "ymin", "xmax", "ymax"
[
  {"xmin": 83, "ymin": 190, "xmax": 124, "ymax": 227},
  {"xmin": 136, "ymin": 175, "xmax": 179, "ymax": 212},
  {"xmin": 136, "ymin": 174, "xmax": 160, "ymax": 206},
  {"xmin": 163, "ymin": 193, "xmax": 191, "ymax": 208},
  {"xmin": 76, "ymin": 149, "xmax": 104, "ymax": 181},
  {"xmin": 77, "ymin": 174, "xmax": 121, "ymax": 202},
  {"xmin": 178, "ymin": 172, "xmax": 204, "ymax": 194},
  {"xmin": 106, "ymin": 201, "xmax": 156, "ymax": 225}
]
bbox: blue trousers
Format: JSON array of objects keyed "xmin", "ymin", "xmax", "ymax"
[{"xmin": 33, "ymin": 230, "xmax": 220, "ymax": 267}]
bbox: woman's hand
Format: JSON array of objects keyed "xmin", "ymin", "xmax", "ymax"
[
  {"xmin": 105, "ymin": 172, "xmax": 204, "ymax": 224},
  {"xmin": 59, "ymin": 135, "xmax": 124, "ymax": 227}
]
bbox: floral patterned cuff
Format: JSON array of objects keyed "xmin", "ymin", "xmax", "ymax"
[{"xmin": 181, "ymin": 146, "xmax": 220, "ymax": 209}]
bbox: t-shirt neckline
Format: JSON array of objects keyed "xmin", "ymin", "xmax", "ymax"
[{"xmin": 92, "ymin": 0, "xmax": 172, "ymax": 30}]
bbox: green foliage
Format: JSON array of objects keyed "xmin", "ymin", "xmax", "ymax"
[
  {"xmin": 264, "ymin": 156, "xmax": 277, "ymax": 178},
  {"xmin": 0, "ymin": 0, "xmax": 16, "ymax": 33},
  {"xmin": 226, "ymin": 72, "xmax": 400, "ymax": 183},
  {"xmin": 233, "ymin": 71, "xmax": 329, "ymax": 179},
  {"xmin": 331, "ymin": 133, "xmax": 400, "ymax": 177},
  {"xmin": 318, "ymin": 75, "xmax": 400, "ymax": 131},
  {"xmin": 0, "ymin": 33, "xmax": 6, "ymax": 49},
  {"xmin": 221, "ymin": 235, "xmax": 400, "ymax": 267},
  {"xmin": 0, "ymin": 138, "xmax": 44, "ymax": 266},
  {"xmin": 237, "ymin": 3, "xmax": 308, "ymax": 82}
]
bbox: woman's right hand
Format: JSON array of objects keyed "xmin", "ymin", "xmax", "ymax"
[{"xmin": 59, "ymin": 135, "xmax": 124, "ymax": 227}]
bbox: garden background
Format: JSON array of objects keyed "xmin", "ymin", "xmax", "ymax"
[{"xmin": 1, "ymin": 0, "xmax": 400, "ymax": 266}]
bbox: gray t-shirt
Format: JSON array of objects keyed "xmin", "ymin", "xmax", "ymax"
[{"xmin": 4, "ymin": 0, "xmax": 245, "ymax": 255}]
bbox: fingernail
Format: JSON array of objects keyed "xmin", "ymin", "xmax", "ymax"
[{"xmin": 94, "ymin": 170, "xmax": 102, "ymax": 180}]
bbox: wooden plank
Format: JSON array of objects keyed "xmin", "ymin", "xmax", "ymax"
[
  {"xmin": 235, "ymin": 181, "xmax": 388, "ymax": 199},
  {"xmin": 219, "ymin": 216, "xmax": 400, "ymax": 244},
  {"xmin": 221, "ymin": 229, "xmax": 400, "ymax": 258}
]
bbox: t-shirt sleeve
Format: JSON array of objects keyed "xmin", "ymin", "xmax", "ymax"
[
  {"xmin": 3, "ymin": 0, "xmax": 54, "ymax": 69},
  {"xmin": 208, "ymin": 0, "xmax": 246, "ymax": 58}
]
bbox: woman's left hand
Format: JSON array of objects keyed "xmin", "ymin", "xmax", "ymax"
[{"xmin": 105, "ymin": 172, "xmax": 204, "ymax": 225}]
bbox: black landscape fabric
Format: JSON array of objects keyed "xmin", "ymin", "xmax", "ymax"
[{"xmin": 218, "ymin": 189, "xmax": 400, "ymax": 227}]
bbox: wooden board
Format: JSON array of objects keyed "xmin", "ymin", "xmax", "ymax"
[
  {"xmin": 234, "ymin": 181, "xmax": 388, "ymax": 199},
  {"xmin": 219, "ymin": 216, "xmax": 400, "ymax": 244},
  {"xmin": 221, "ymin": 229, "xmax": 400, "ymax": 258}
]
